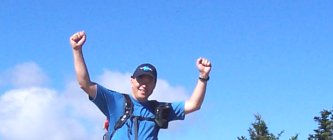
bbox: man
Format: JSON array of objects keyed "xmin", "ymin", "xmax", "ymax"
[{"xmin": 69, "ymin": 31, "xmax": 212, "ymax": 140}]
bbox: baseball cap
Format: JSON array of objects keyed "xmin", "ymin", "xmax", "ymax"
[{"xmin": 132, "ymin": 63, "xmax": 157, "ymax": 81}]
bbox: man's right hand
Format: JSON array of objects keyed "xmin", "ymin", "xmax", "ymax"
[{"xmin": 70, "ymin": 31, "xmax": 86, "ymax": 50}]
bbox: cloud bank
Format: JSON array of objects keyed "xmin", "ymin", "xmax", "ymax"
[
  {"xmin": 1, "ymin": 62, "xmax": 49, "ymax": 88},
  {"xmin": 0, "ymin": 62, "xmax": 189, "ymax": 140}
]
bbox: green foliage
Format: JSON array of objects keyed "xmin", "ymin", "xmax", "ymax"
[
  {"xmin": 308, "ymin": 109, "xmax": 333, "ymax": 140},
  {"xmin": 239, "ymin": 109, "xmax": 333, "ymax": 140},
  {"xmin": 238, "ymin": 136, "xmax": 247, "ymax": 140},
  {"xmin": 238, "ymin": 114, "xmax": 285, "ymax": 140},
  {"xmin": 289, "ymin": 134, "xmax": 299, "ymax": 140}
]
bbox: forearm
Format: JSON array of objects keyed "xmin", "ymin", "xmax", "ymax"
[
  {"xmin": 73, "ymin": 49, "xmax": 89, "ymax": 84},
  {"xmin": 185, "ymin": 78, "xmax": 208, "ymax": 114},
  {"xmin": 72, "ymin": 49, "xmax": 96, "ymax": 96}
]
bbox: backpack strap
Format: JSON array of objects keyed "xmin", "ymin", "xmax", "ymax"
[
  {"xmin": 109, "ymin": 94, "xmax": 133, "ymax": 139},
  {"xmin": 105, "ymin": 95, "xmax": 170, "ymax": 140}
]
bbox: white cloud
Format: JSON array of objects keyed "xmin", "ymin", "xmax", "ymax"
[
  {"xmin": 0, "ymin": 86, "xmax": 105, "ymax": 140},
  {"xmin": 0, "ymin": 62, "xmax": 105, "ymax": 140},
  {"xmin": 151, "ymin": 79, "xmax": 189, "ymax": 102},
  {"xmin": 96, "ymin": 69, "xmax": 132, "ymax": 94},
  {"xmin": 2, "ymin": 62, "xmax": 48, "ymax": 88},
  {"xmin": 0, "ymin": 63, "xmax": 191, "ymax": 140}
]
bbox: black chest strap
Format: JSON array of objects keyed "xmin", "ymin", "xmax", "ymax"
[
  {"xmin": 109, "ymin": 94, "xmax": 133, "ymax": 139},
  {"xmin": 106, "ymin": 94, "xmax": 170, "ymax": 140}
]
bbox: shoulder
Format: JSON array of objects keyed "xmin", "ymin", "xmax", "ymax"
[
  {"xmin": 96, "ymin": 84, "xmax": 123, "ymax": 95},
  {"xmin": 91, "ymin": 83, "xmax": 124, "ymax": 102}
]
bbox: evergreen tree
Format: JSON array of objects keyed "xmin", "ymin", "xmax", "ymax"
[
  {"xmin": 290, "ymin": 134, "xmax": 299, "ymax": 140},
  {"xmin": 238, "ymin": 114, "xmax": 284, "ymax": 140},
  {"xmin": 308, "ymin": 109, "xmax": 333, "ymax": 140},
  {"xmin": 238, "ymin": 114, "xmax": 298, "ymax": 140}
]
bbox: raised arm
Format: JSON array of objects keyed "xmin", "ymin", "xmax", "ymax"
[
  {"xmin": 70, "ymin": 31, "xmax": 97, "ymax": 98},
  {"xmin": 185, "ymin": 57, "xmax": 212, "ymax": 114}
]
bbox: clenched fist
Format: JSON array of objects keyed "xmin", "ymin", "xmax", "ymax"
[
  {"xmin": 196, "ymin": 57, "xmax": 212, "ymax": 78},
  {"xmin": 70, "ymin": 31, "xmax": 86, "ymax": 50}
]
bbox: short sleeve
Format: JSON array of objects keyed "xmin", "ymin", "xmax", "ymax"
[
  {"xmin": 90, "ymin": 84, "xmax": 117, "ymax": 118},
  {"xmin": 169, "ymin": 101, "xmax": 185, "ymax": 121}
]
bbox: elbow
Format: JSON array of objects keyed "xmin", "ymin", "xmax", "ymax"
[
  {"xmin": 186, "ymin": 103, "xmax": 202, "ymax": 114},
  {"xmin": 78, "ymin": 81, "xmax": 85, "ymax": 89},
  {"xmin": 193, "ymin": 105, "xmax": 201, "ymax": 112},
  {"xmin": 76, "ymin": 80, "xmax": 97, "ymax": 98},
  {"xmin": 78, "ymin": 80, "xmax": 90, "ymax": 90},
  {"xmin": 190, "ymin": 100, "xmax": 203, "ymax": 111},
  {"xmin": 185, "ymin": 99, "xmax": 204, "ymax": 114}
]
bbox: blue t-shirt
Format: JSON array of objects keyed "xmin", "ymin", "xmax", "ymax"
[{"xmin": 90, "ymin": 84, "xmax": 185, "ymax": 140}]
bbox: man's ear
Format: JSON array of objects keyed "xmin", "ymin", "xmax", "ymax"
[{"xmin": 130, "ymin": 76, "xmax": 135, "ymax": 83}]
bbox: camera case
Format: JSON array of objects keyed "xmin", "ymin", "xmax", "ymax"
[{"xmin": 154, "ymin": 103, "xmax": 171, "ymax": 129}]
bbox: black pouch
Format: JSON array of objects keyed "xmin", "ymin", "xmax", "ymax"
[{"xmin": 154, "ymin": 103, "xmax": 171, "ymax": 129}]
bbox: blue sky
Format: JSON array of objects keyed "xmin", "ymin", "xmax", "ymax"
[{"xmin": 1, "ymin": 0, "xmax": 333, "ymax": 139}]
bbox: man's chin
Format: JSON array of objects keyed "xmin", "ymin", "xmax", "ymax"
[
  {"xmin": 136, "ymin": 96, "xmax": 148, "ymax": 102},
  {"xmin": 138, "ymin": 92, "xmax": 150, "ymax": 100}
]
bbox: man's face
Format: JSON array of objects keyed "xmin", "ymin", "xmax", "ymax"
[{"xmin": 131, "ymin": 75, "xmax": 156, "ymax": 102}]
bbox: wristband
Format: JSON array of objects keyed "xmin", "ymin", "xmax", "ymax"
[{"xmin": 199, "ymin": 76, "xmax": 210, "ymax": 81}]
